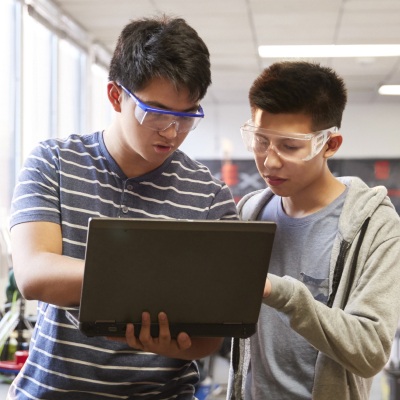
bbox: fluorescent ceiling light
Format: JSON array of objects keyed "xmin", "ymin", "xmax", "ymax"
[
  {"xmin": 378, "ymin": 85, "xmax": 400, "ymax": 95},
  {"xmin": 258, "ymin": 44, "xmax": 400, "ymax": 58}
]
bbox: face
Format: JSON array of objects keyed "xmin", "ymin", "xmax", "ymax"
[
  {"xmin": 108, "ymin": 77, "xmax": 202, "ymax": 176},
  {"xmin": 251, "ymin": 109, "xmax": 337, "ymax": 199}
]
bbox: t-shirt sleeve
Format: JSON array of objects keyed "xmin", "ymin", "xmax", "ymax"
[{"xmin": 9, "ymin": 142, "xmax": 61, "ymax": 229}]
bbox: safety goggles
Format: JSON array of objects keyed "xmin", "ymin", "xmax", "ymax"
[
  {"xmin": 119, "ymin": 84, "xmax": 204, "ymax": 134},
  {"xmin": 240, "ymin": 120, "xmax": 337, "ymax": 161}
]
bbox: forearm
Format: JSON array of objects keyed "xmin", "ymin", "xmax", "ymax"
[
  {"xmin": 11, "ymin": 221, "xmax": 84, "ymax": 307},
  {"xmin": 264, "ymin": 273, "xmax": 399, "ymax": 377},
  {"xmin": 14, "ymin": 252, "xmax": 84, "ymax": 307}
]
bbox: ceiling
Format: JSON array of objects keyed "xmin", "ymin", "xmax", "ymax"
[{"xmin": 51, "ymin": 0, "xmax": 400, "ymax": 106}]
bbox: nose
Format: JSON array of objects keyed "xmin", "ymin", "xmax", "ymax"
[
  {"xmin": 263, "ymin": 146, "xmax": 283, "ymax": 169},
  {"xmin": 159, "ymin": 121, "xmax": 179, "ymax": 138}
]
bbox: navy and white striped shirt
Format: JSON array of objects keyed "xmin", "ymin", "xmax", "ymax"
[{"xmin": 9, "ymin": 131, "xmax": 238, "ymax": 399}]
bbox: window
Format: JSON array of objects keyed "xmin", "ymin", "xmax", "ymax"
[
  {"xmin": 3, "ymin": 1, "xmax": 112, "ymax": 217},
  {"xmin": 58, "ymin": 39, "xmax": 87, "ymax": 136},
  {"xmin": 90, "ymin": 63, "xmax": 113, "ymax": 133},
  {"xmin": 0, "ymin": 0, "xmax": 18, "ymax": 217},
  {"xmin": 22, "ymin": 9, "xmax": 54, "ymax": 160}
]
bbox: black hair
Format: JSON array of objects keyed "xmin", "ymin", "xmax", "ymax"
[
  {"xmin": 249, "ymin": 61, "xmax": 347, "ymax": 129},
  {"xmin": 108, "ymin": 14, "xmax": 211, "ymax": 102}
]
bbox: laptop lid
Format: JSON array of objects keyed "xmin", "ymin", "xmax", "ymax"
[{"xmin": 73, "ymin": 217, "xmax": 276, "ymax": 339}]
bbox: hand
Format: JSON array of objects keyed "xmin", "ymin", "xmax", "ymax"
[
  {"xmin": 263, "ymin": 276, "xmax": 272, "ymax": 298},
  {"xmin": 125, "ymin": 312, "xmax": 192, "ymax": 358}
]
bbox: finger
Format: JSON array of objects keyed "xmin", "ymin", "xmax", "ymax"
[
  {"xmin": 139, "ymin": 311, "xmax": 153, "ymax": 346},
  {"xmin": 158, "ymin": 312, "xmax": 171, "ymax": 343},
  {"xmin": 125, "ymin": 323, "xmax": 142, "ymax": 350},
  {"xmin": 176, "ymin": 332, "xmax": 192, "ymax": 351},
  {"xmin": 263, "ymin": 276, "xmax": 272, "ymax": 298}
]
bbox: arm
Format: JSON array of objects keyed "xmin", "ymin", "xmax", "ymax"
[
  {"xmin": 263, "ymin": 231, "xmax": 400, "ymax": 378},
  {"xmin": 13, "ymin": 222, "xmax": 222, "ymax": 359},
  {"xmin": 11, "ymin": 221, "xmax": 84, "ymax": 307},
  {"xmin": 258, "ymin": 195, "xmax": 400, "ymax": 379}
]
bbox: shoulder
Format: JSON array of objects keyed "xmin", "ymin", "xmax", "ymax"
[
  {"xmin": 31, "ymin": 132, "xmax": 104, "ymax": 168},
  {"xmin": 19, "ymin": 132, "xmax": 104, "ymax": 184},
  {"xmin": 339, "ymin": 176, "xmax": 399, "ymax": 240},
  {"xmin": 43, "ymin": 132, "xmax": 101, "ymax": 152},
  {"xmin": 237, "ymin": 188, "xmax": 273, "ymax": 220}
]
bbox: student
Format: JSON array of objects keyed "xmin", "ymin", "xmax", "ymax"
[
  {"xmin": 8, "ymin": 15, "xmax": 237, "ymax": 399},
  {"xmin": 228, "ymin": 61, "xmax": 400, "ymax": 400}
]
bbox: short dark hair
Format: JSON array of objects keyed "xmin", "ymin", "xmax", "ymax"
[
  {"xmin": 249, "ymin": 61, "xmax": 347, "ymax": 129},
  {"xmin": 108, "ymin": 15, "xmax": 211, "ymax": 102}
]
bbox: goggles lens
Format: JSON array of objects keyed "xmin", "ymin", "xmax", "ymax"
[
  {"xmin": 119, "ymin": 84, "xmax": 204, "ymax": 134},
  {"xmin": 240, "ymin": 120, "xmax": 337, "ymax": 161}
]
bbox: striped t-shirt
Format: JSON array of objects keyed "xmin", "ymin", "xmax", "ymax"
[{"xmin": 9, "ymin": 131, "xmax": 238, "ymax": 400}]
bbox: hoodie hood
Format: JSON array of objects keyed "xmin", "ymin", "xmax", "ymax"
[
  {"xmin": 338, "ymin": 176, "xmax": 392, "ymax": 243},
  {"xmin": 238, "ymin": 176, "xmax": 394, "ymax": 244}
]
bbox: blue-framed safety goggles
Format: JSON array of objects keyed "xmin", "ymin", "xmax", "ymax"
[{"xmin": 119, "ymin": 84, "xmax": 204, "ymax": 134}]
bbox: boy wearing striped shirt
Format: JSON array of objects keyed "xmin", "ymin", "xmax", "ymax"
[{"xmin": 9, "ymin": 15, "xmax": 237, "ymax": 399}]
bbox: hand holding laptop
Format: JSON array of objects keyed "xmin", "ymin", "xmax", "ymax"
[{"xmin": 107, "ymin": 311, "xmax": 223, "ymax": 360}]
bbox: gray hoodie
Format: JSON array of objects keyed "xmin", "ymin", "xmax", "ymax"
[{"xmin": 228, "ymin": 177, "xmax": 400, "ymax": 400}]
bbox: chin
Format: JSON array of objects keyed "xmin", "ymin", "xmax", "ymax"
[{"xmin": 267, "ymin": 185, "xmax": 289, "ymax": 198}]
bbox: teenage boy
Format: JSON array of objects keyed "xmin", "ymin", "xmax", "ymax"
[
  {"xmin": 228, "ymin": 61, "xmax": 400, "ymax": 400},
  {"xmin": 9, "ymin": 15, "xmax": 237, "ymax": 399}
]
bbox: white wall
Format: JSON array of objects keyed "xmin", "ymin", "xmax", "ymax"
[
  {"xmin": 340, "ymin": 103, "xmax": 400, "ymax": 158},
  {"xmin": 181, "ymin": 101, "xmax": 400, "ymax": 160},
  {"xmin": 180, "ymin": 103, "xmax": 251, "ymax": 160}
]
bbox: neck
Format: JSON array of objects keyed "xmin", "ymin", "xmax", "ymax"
[
  {"xmin": 281, "ymin": 171, "xmax": 346, "ymax": 218},
  {"xmin": 103, "ymin": 124, "xmax": 154, "ymax": 178}
]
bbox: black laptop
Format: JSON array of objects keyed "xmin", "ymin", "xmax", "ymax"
[{"xmin": 67, "ymin": 217, "xmax": 276, "ymax": 339}]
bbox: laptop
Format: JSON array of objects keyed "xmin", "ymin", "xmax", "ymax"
[{"xmin": 67, "ymin": 217, "xmax": 276, "ymax": 339}]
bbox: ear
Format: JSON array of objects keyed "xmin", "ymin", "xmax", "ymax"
[
  {"xmin": 107, "ymin": 81, "xmax": 122, "ymax": 112},
  {"xmin": 323, "ymin": 133, "xmax": 342, "ymax": 159}
]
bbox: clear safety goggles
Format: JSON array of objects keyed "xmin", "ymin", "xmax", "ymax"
[
  {"xmin": 240, "ymin": 120, "xmax": 337, "ymax": 161},
  {"xmin": 119, "ymin": 84, "xmax": 204, "ymax": 134}
]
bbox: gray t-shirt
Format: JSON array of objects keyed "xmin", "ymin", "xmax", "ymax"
[{"xmin": 245, "ymin": 189, "xmax": 347, "ymax": 399}]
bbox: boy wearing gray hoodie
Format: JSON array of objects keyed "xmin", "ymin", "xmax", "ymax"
[{"xmin": 228, "ymin": 61, "xmax": 400, "ymax": 400}]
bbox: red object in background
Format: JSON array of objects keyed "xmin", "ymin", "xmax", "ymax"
[
  {"xmin": 0, "ymin": 350, "xmax": 28, "ymax": 374},
  {"xmin": 374, "ymin": 160, "xmax": 390, "ymax": 180},
  {"xmin": 221, "ymin": 161, "xmax": 238, "ymax": 186},
  {"xmin": 388, "ymin": 189, "xmax": 400, "ymax": 197}
]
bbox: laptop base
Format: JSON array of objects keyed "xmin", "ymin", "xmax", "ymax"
[{"xmin": 67, "ymin": 309, "xmax": 255, "ymax": 338}]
